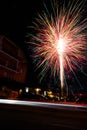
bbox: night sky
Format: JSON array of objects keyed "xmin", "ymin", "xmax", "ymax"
[
  {"xmin": 0, "ymin": 0, "xmax": 43, "ymax": 48},
  {"xmin": 0, "ymin": 0, "xmax": 87, "ymax": 92}
]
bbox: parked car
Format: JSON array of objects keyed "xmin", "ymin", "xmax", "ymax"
[{"xmin": 18, "ymin": 92, "xmax": 48, "ymax": 101}]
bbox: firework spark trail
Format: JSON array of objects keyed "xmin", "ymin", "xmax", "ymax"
[
  {"xmin": 57, "ymin": 37, "xmax": 65, "ymax": 96},
  {"xmin": 28, "ymin": 0, "xmax": 87, "ymax": 96},
  {"xmin": 59, "ymin": 53, "xmax": 64, "ymax": 96}
]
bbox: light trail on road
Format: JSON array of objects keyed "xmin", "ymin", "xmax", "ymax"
[{"xmin": 0, "ymin": 99, "xmax": 87, "ymax": 111}]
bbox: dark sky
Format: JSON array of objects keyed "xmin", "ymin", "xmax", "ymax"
[{"xmin": 0, "ymin": 0, "xmax": 43, "ymax": 46}]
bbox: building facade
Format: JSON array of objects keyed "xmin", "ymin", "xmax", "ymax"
[{"xmin": 0, "ymin": 35, "xmax": 28, "ymax": 89}]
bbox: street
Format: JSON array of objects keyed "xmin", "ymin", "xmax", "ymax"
[{"xmin": 0, "ymin": 100, "xmax": 87, "ymax": 130}]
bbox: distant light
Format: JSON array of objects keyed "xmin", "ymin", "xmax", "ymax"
[
  {"xmin": 25, "ymin": 87, "xmax": 29, "ymax": 93},
  {"xmin": 35, "ymin": 88, "xmax": 41, "ymax": 94},
  {"xmin": 47, "ymin": 91, "xmax": 52, "ymax": 95},
  {"xmin": 19, "ymin": 89, "xmax": 22, "ymax": 94},
  {"xmin": 44, "ymin": 91, "xmax": 47, "ymax": 96},
  {"xmin": 48, "ymin": 94, "xmax": 54, "ymax": 98}
]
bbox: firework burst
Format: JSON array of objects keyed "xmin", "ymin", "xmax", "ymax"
[{"xmin": 27, "ymin": 0, "xmax": 87, "ymax": 96}]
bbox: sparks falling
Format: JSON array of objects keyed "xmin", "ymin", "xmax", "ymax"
[{"xmin": 28, "ymin": 0, "xmax": 87, "ymax": 96}]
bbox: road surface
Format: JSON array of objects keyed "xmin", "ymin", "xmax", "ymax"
[{"xmin": 0, "ymin": 99, "xmax": 87, "ymax": 130}]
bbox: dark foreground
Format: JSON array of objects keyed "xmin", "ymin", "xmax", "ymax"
[{"xmin": 0, "ymin": 103, "xmax": 87, "ymax": 130}]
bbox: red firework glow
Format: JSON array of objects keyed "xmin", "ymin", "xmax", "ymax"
[{"xmin": 28, "ymin": 0, "xmax": 87, "ymax": 96}]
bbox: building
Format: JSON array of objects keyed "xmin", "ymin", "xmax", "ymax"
[{"xmin": 0, "ymin": 35, "xmax": 28, "ymax": 90}]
